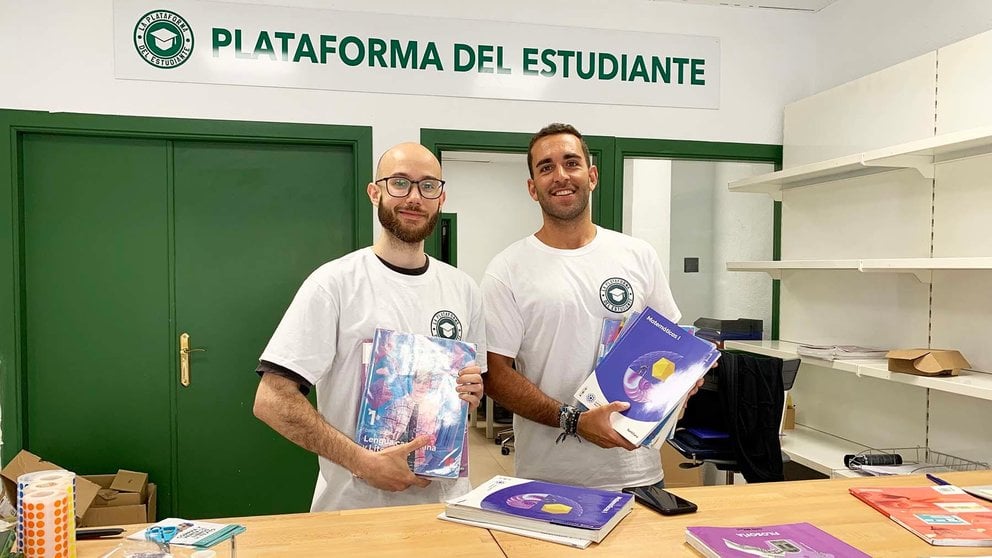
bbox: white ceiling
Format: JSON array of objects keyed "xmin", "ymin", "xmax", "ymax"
[{"xmin": 654, "ymin": 0, "xmax": 839, "ymax": 12}]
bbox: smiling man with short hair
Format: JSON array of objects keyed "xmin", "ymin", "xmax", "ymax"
[{"xmin": 481, "ymin": 123, "xmax": 686, "ymax": 491}]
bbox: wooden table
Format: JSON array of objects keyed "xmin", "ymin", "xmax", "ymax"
[
  {"xmin": 78, "ymin": 505, "xmax": 504, "ymax": 557},
  {"xmin": 79, "ymin": 471, "xmax": 992, "ymax": 557}
]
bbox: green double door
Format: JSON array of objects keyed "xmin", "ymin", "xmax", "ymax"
[{"xmin": 16, "ymin": 118, "xmax": 366, "ymax": 519}]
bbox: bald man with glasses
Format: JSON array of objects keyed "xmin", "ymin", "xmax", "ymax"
[{"xmin": 253, "ymin": 142, "xmax": 485, "ymax": 512}]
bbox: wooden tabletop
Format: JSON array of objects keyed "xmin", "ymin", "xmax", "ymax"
[
  {"xmin": 79, "ymin": 471, "xmax": 992, "ymax": 557},
  {"xmin": 78, "ymin": 505, "xmax": 504, "ymax": 557}
]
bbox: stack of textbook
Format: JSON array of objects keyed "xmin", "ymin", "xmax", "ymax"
[
  {"xmin": 442, "ymin": 476, "xmax": 633, "ymax": 548},
  {"xmin": 575, "ymin": 306, "xmax": 720, "ymax": 449}
]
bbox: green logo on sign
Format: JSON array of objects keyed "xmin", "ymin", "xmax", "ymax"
[{"xmin": 133, "ymin": 10, "xmax": 194, "ymax": 69}]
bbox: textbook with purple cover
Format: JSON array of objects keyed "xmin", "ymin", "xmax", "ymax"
[
  {"xmin": 685, "ymin": 523, "xmax": 870, "ymax": 557},
  {"xmin": 444, "ymin": 475, "xmax": 633, "ymax": 543}
]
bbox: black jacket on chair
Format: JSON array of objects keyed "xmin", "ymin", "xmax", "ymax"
[
  {"xmin": 676, "ymin": 349, "xmax": 786, "ymax": 483},
  {"xmin": 717, "ymin": 350, "xmax": 785, "ymax": 483}
]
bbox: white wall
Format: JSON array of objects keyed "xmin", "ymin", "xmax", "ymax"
[
  {"xmin": 711, "ymin": 161, "xmax": 774, "ymax": 332},
  {"xmin": 623, "ymin": 158, "xmax": 673, "ymax": 279},
  {"xmin": 439, "ymin": 155, "xmax": 538, "ymax": 285},
  {"xmin": 669, "ymin": 161, "xmax": 714, "ymax": 324},
  {"xmin": 811, "ymin": 0, "xmax": 992, "ymax": 93},
  {"xmin": 623, "ymin": 158, "xmax": 773, "ymax": 330},
  {"xmin": 0, "ymin": 0, "xmax": 818, "ymax": 160}
]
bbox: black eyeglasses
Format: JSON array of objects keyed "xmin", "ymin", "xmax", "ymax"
[{"xmin": 374, "ymin": 176, "xmax": 445, "ymax": 199}]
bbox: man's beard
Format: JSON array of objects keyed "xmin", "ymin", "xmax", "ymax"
[
  {"xmin": 536, "ymin": 186, "xmax": 590, "ymax": 222},
  {"xmin": 378, "ymin": 203, "xmax": 440, "ymax": 243}
]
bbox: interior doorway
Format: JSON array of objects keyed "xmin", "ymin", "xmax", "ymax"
[{"xmin": 622, "ymin": 158, "xmax": 777, "ymax": 333}]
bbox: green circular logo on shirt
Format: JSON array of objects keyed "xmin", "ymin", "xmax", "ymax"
[
  {"xmin": 431, "ymin": 310, "xmax": 463, "ymax": 340},
  {"xmin": 599, "ymin": 277, "xmax": 634, "ymax": 313},
  {"xmin": 133, "ymin": 10, "xmax": 194, "ymax": 69}
]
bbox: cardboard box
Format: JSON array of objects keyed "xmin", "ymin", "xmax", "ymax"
[
  {"xmin": 1, "ymin": 451, "xmax": 155, "ymax": 526},
  {"xmin": 110, "ymin": 469, "xmax": 148, "ymax": 499},
  {"xmin": 886, "ymin": 348, "xmax": 971, "ymax": 377},
  {"xmin": 782, "ymin": 405, "xmax": 796, "ymax": 430},
  {"xmin": 0, "ymin": 450, "xmax": 100, "ymax": 520},
  {"xmin": 661, "ymin": 442, "xmax": 703, "ymax": 488},
  {"xmin": 80, "ymin": 474, "xmax": 156, "ymax": 527}
]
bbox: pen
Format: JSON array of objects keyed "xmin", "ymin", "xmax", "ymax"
[{"xmin": 926, "ymin": 473, "xmax": 951, "ymax": 486}]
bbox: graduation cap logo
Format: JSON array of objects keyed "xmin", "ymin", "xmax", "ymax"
[
  {"xmin": 149, "ymin": 27, "xmax": 178, "ymax": 52},
  {"xmin": 599, "ymin": 277, "xmax": 634, "ymax": 313},
  {"xmin": 431, "ymin": 310, "xmax": 463, "ymax": 340},
  {"xmin": 133, "ymin": 10, "xmax": 195, "ymax": 69}
]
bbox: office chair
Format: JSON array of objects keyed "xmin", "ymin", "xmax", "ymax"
[
  {"xmin": 491, "ymin": 400, "xmax": 515, "ymax": 455},
  {"xmin": 494, "ymin": 427, "xmax": 514, "ymax": 455},
  {"xmin": 668, "ymin": 351, "xmax": 800, "ymax": 484}
]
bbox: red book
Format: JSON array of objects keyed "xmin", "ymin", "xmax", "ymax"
[{"xmin": 850, "ymin": 485, "xmax": 992, "ymax": 546}]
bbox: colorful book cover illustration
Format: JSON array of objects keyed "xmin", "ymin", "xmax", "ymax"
[
  {"xmin": 596, "ymin": 318, "xmax": 624, "ymax": 366},
  {"xmin": 575, "ymin": 306, "xmax": 719, "ymax": 446},
  {"xmin": 445, "ymin": 475, "xmax": 633, "ymax": 543},
  {"xmin": 639, "ymin": 392, "xmax": 689, "ymax": 450},
  {"xmin": 596, "ymin": 311, "xmax": 645, "ymax": 366},
  {"xmin": 849, "ymin": 485, "xmax": 992, "ymax": 546},
  {"xmin": 355, "ymin": 328, "xmax": 476, "ymax": 478},
  {"xmin": 685, "ymin": 522, "xmax": 870, "ymax": 557}
]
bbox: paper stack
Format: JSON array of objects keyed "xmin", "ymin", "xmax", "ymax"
[{"xmin": 796, "ymin": 344, "xmax": 888, "ymax": 361}]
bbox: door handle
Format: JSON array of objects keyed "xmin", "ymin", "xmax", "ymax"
[{"xmin": 179, "ymin": 332, "xmax": 206, "ymax": 387}]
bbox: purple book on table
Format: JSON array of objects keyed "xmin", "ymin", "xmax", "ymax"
[
  {"xmin": 445, "ymin": 476, "xmax": 634, "ymax": 543},
  {"xmin": 686, "ymin": 523, "xmax": 870, "ymax": 558}
]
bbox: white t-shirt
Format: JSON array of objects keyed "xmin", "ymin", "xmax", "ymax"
[
  {"xmin": 260, "ymin": 247, "xmax": 487, "ymax": 512},
  {"xmin": 481, "ymin": 227, "xmax": 680, "ymax": 491}
]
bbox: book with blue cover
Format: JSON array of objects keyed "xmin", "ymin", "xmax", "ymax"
[
  {"xmin": 444, "ymin": 475, "xmax": 633, "ymax": 543},
  {"xmin": 574, "ymin": 306, "xmax": 720, "ymax": 446},
  {"xmin": 355, "ymin": 328, "xmax": 477, "ymax": 479}
]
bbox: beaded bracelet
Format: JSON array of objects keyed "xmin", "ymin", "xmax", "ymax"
[{"xmin": 555, "ymin": 404, "xmax": 582, "ymax": 444}]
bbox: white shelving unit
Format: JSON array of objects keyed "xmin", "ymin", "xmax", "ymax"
[
  {"xmin": 725, "ymin": 340, "xmax": 992, "ymax": 401},
  {"xmin": 730, "ymin": 124, "xmax": 992, "ymax": 200},
  {"xmin": 778, "ymin": 425, "xmax": 867, "ymax": 478},
  {"xmin": 723, "ymin": 33, "xmax": 992, "ymax": 482},
  {"xmin": 728, "ymin": 257, "xmax": 992, "ymax": 282}
]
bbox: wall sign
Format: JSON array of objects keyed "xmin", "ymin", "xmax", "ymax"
[{"xmin": 115, "ymin": 0, "xmax": 721, "ymax": 109}]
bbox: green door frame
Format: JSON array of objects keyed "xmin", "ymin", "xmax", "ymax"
[
  {"xmin": 420, "ymin": 128, "xmax": 783, "ymax": 339},
  {"xmin": 439, "ymin": 212, "xmax": 458, "ymax": 266},
  {"xmin": 0, "ymin": 109, "xmax": 372, "ymax": 477}
]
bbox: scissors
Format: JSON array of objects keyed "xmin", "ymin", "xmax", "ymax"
[{"xmin": 144, "ymin": 525, "xmax": 179, "ymax": 544}]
